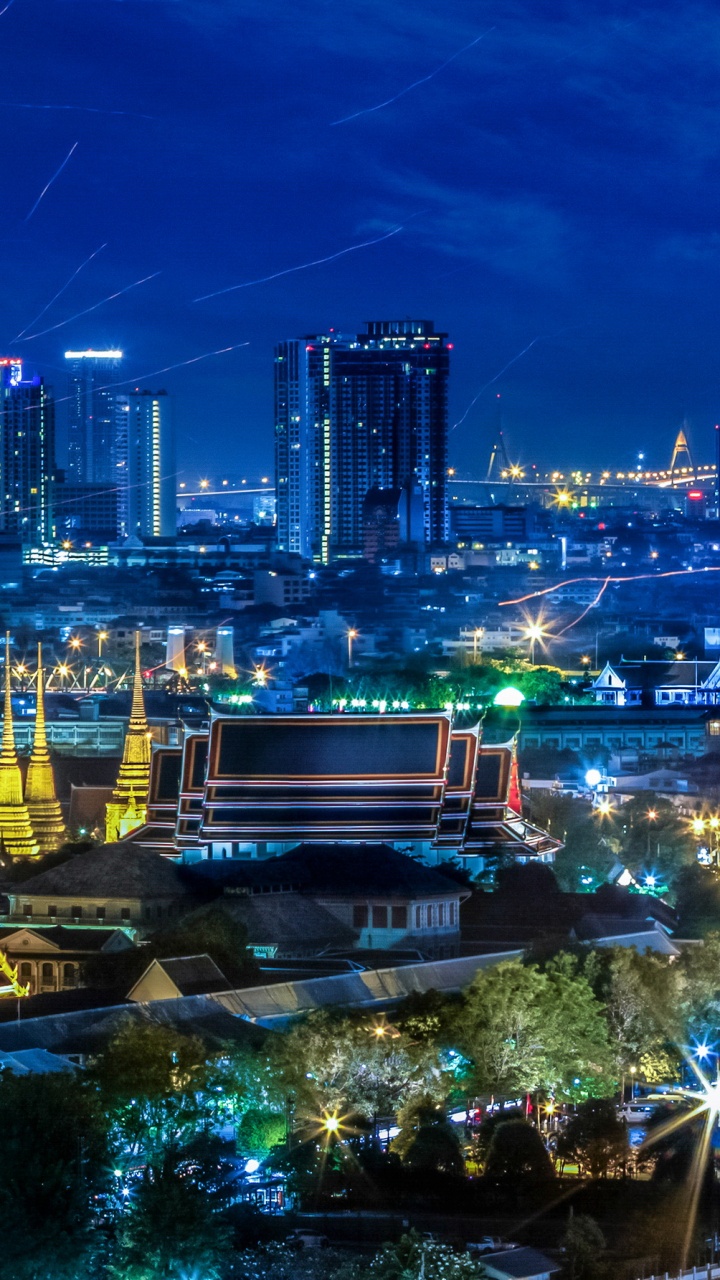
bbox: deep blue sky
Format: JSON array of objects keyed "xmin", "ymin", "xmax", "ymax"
[{"xmin": 2, "ymin": 0, "xmax": 719, "ymax": 480}]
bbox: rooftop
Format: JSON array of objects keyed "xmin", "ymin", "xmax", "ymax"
[{"xmin": 14, "ymin": 842, "xmax": 195, "ymax": 900}]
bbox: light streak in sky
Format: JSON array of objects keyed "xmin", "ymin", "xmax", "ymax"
[
  {"xmin": 451, "ymin": 337, "xmax": 543, "ymax": 431},
  {"xmin": 498, "ymin": 565, "xmax": 720, "ymax": 608},
  {"xmin": 24, "ymin": 141, "xmax": 78, "ymax": 222},
  {"xmin": 19, "ymin": 341, "xmax": 250, "ymax": 415},
  {"xmin": 554, "ymin": 579, "xmax": 611, "ymax": 636},
  {"xmin": 13, "ymin": 242, "xmax": 107, "ymax": 341},
  {"xmin": 18, "ymin": 270, "xmax": 161, "ymax": 341},
  {"xmin": 330, "ymin": 27, "xmax": 495, "ymax": 126},
  {"xmin": 0, "ymin": 101, "xmax": 155, "ymax": 119},
  {"xmin": 0, "ymin": 0, "xmax": 16, "ymax": 15},
  {"xmin": 194, "ymin": 224, "xmax": 405, "ymax": 301}
]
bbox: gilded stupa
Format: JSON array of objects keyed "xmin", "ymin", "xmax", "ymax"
[
  {"xmin": 25, "ymin": 643, "xmax": 66, "ymax": 854},
  {"xmin": 0, "ymin": 635, "xmax": 39, "ymax": 859},
  {"xmin": 105, "ymin": 632, "xmax": 151, "ymax": 842}
]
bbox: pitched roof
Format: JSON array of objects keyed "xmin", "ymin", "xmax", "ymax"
[
  {"xmin": 0, "ymin": 925, "xmax": 133, "ymax": 953},
  {"xmin": 15, "ymin": 842, "xmax": 194, "ymax": 900},
  {"xmin": 188, "ymin": 843, "xmax": 464, "ymax": 899},
  {"xmin": 217, "ymin": 892, "xmax": 356, "ymax": 950},
  {"xmin": 150, "ymin": 955, "xmax": 229, "ymax": 996},
  {"xmin": 482, "ymin": 1247, "xmax": 561, "ymax": 1280}
]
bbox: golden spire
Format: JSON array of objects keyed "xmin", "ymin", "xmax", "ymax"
[
  {"xmin": 25, "ymin": 643, "xmax": 66, "ymax": 855},
  {"xmin": 105, "ymin": 631, "xmax": 151, "ymax": 842},
  {"xmin": 0, "ymin": 634, "xmax": 39, "ymax": 859}
]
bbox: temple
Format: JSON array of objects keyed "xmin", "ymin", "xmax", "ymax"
[
  {"xmin": 132, "ymin": 714, "xmax": 562, "ymax": 867},
  {"xmin": 105, "ymin": 632, "xmax": 151, "ymax": 843},
  {"xmin": 24, "ymin": 644, "xmax": 66, "ymax": 855},
  {"xmin": 0, "ymin": 635, "xmax": 38, "ymax": 859}
]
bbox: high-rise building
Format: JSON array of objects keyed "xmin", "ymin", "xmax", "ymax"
[
  {"xmin": 275, "ymin": 320, "xmax": 450, "ymax": 561},
  {"xmin": 116, "ymin": 390, "xmax": 175, "ymax": 539},
  {"xmin": 65, "ymin": 349, "xmax": 123, "ymax": 483},
  {"xmin": 0, "ymin": 358, "xmax": 56, "ymax": 546}
]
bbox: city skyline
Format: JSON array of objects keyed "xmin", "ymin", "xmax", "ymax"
[{"xmin": 1, "ymin": 3, "xmax": 720, "ymax": 480}]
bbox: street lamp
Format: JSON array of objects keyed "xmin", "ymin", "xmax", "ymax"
[
  {"xmin": 347, "ymin": 628, "xmax": 358, "ymax": 669},
  {"xmin": 251, "ymin": 665, "xmax": 268, "ymax": 687},
  {"xmin": 97, "ymin": 630, "xmax": 108, "ymax": 658},
  {"xmin": 525, "ymin": 623, "xmax": 544, "ymax": 666},
  {"xmin": 472, "ymin": 627, "xmax": 484, "ymax": 664}
]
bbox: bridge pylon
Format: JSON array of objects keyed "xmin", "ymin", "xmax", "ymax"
[{"xmin": 669, "ymin": 420, "xmax": 694, "ymax": 478}]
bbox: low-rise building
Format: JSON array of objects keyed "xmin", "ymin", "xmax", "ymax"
[{"xmin": 1, "ymin": 842, "xmax": 198, "ymax": 937}]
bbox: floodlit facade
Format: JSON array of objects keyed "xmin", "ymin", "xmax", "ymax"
[{"xmin": 275, "ymin": 321, "xmax": 450, "ymax": 562}]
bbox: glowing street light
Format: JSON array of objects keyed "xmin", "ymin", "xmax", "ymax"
[
  {"xmin": 346, "ymin": 628, "xmax": 358, "ymax": 669},
  {"xmin": 97, "ymin": 630, "xmax": 108, "ymax": 658},
  {"xmin": 68, "ymin": 636, "xmax": 83, "ymax": 652},
  {"xmin": 472, "ymin": 627, "xmax": 484, "ymax": 664},
  {"xmin": 252, "ymin": 665, "xmax": 268, "ymax": 687},
  {"xmin": 525, "ymin": 622, "xmax": 545, "ymax": 665}
]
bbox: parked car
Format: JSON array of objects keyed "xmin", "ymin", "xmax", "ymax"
[{"xmin": 468, "ymin": 1237, "xmax": 520, "ymax": 1256}]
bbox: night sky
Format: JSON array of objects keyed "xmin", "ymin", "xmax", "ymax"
[{"xmin": 2, "ymin": 1, "xmax": 719, "ymax": 480}]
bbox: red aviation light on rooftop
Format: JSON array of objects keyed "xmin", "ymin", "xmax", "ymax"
[{"xmin": 688, "ymin": 490, "xmax": 703, "ymax": 499}]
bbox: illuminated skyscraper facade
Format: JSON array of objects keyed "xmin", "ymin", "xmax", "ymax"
[
  {"xmin": 65, "ymin": 349, "xmax": 123, "ymax": 483},
  {"xmin": 0, "ymin": 359, "xmax": 56, "ymax": 546},
  {"xmin": 116, "ymin": 390, "xmax": 175, "ymax": 539},
  {"xmin": 275, "ymin": 320, "xmax": 449, "ymax": 561}
]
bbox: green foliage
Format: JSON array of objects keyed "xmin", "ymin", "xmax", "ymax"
[
  {"xmin": 89, "ymin": 1022, "xmax": 213, "ymax": 1163},
  {"xmin": 392, "ymin": 1097, "xmax": 464, "ymax": 1174},
  {"xmin": 108, "ymin": 1154, "xmax": 233, "ymax": 1280},
  {"xmin": 4, "ymin": 838, "xmax": 96, "ymax": 882},
  {"xmin": 236, "ymin": 1107, "xmax": 287, "ymax": 1158},
  {"xmin": 0, "ymin": 1072, "xmax": 111, "ymax": 1280},
  {"xmin": 271, "ymin": 1010, "xmax": 446, "ymax": 1121},
  {"xmin": 371, "ymin": 1231, "xmax": 488, "ymax": 1280},
  {"xmin": 559, "ymin": 1214, "xmax": 607, "ymax": 1280},
  {"xmin": 525, "ymin": 794, "xmax": 615, "ymax": 891},
  {"xmin": 556, "ymin": 1100, "xmax": 628, "ymax": 1178},
  {"xmin": 674, "ymin": 864, "xmax": 720, "ymax": 937},
  {"xmin": 593, "ymin": 947, "xmax": 682, "ymax": 1074},
  {"xmin": 456, "ymin": 958, "xmax": 614, "ymax": 1100},
  {"xmin": 484, "ymin": 1118, "xmax": 555, "ymax": 1187}
]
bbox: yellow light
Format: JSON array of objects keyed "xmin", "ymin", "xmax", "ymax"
[
  {"xmin": 58, "ymin": 665, "xmax": 70, "ymax": 677},
  {"xmin": 69, "ymin": 637, "xmax": 83, "ymax": 650},
  {"xmin": 596, "ymin": 799, "xmax": 613, "ymax": 817},
  {"xmin": 98, "ymin": 631, "xmax": 108, "ymax": 641},
  {"xmin": 323, "ymin": 1114, "xmax": 340, "ymax": 1133},
  {"xmin": 580, "ymin": 655, "xmax": 591, "ymax": 665},
  {"xmin": 347, "ymin": 628, "xmax": 358, "ymax": 639},
  {"xmin": 526, "ymin": 624, "xmax": 544, "ymax": 642},
  {"xmin": 196, "ymin": 641, "xmax": 208, "ymax": 653},
  {"xmin": 199, "ymin": 479, "xmax": 209, "ymax": 490},
  {"xmin": 692, "ymin": 818, "xmax": 706, "ymax": 836},
  {"xmin": 61, "ymin": 539, "xmax": 72, "ymax": 550},
  {"xmin": 710, "ymin": 817, "xmax": 719, "ymax": 830},
  {"xmin": 647, "ymin": 809, "xmax": 657, "ymax": 821}
]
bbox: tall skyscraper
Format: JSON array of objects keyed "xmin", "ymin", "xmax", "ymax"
[
  {"xmin": 116, "ymin": 390, "xmax": 175, "ymax": 539},
  {"xmin": 65, "ymin": 349, "xmax": 123, "ymax": 483},
  {"xmin": 0, "ymin": 358, "xmax": 56, "ymax": 546},
  {"xmin": 275, "ymin": 320, "xmax": 450, "ymax": 561}
]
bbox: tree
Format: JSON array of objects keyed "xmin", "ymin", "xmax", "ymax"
[
  {"xmin": 90, "ymin": 1022, "xmax": 213, "ymax": 1163},
  {"xmin": 108, "ymin": 1154, "xmax": 232, "ymax": 1280},
  {"xmin": 236, "ymin": 1107, "xmax": 287, "ymax": 1159},
  {"xmin": 0, "ymin": 1072, "xmax": 111, "ymax": 1280},
  {"xmin": 556, "ymin": 1100, "xmax": 628, "ymax": 1178},
  {"xmin": 372, "ymin": 1231, "xmax": 488, "ymax": 1280},
  {"xmin": 559, "ymin": 1214, "xmax": 607, "ymax": 1280},
  {"xmin": 594, "ymin": 947, "xmax": 680, "ymax": 1084},
  {"xmin": 484, "ymin": 1119, "xmax": 555, "ymax": 1187},
  {"xmin": 456, "ymin": 957, "xmax": 614, "ymax": 1100},
  {"xmin": 271, "ymin": 1010, "xmax": 446, "ymax": 1122},
  {"xmin": 84, "ymin": 905, "xmax": 258, "ymax": 991},
  {"xmin": 392, "ymin": 1097, "xmax": 464, "ymax": 1175}
]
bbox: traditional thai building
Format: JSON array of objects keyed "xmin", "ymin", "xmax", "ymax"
[
  {"xmin": 105, "ymin": 633, "xmax": 151, "ymax": 843},
  {"xmin": 24, "ymin": 644, "xmax": 66, "ymax": 855},
  {"xmin": 0, "ymin": 635, "xmax": 38, "ymax": 859},
  {"xmin": 131, "ymin": 713, "xmax": 562, "ymax": 868}
]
